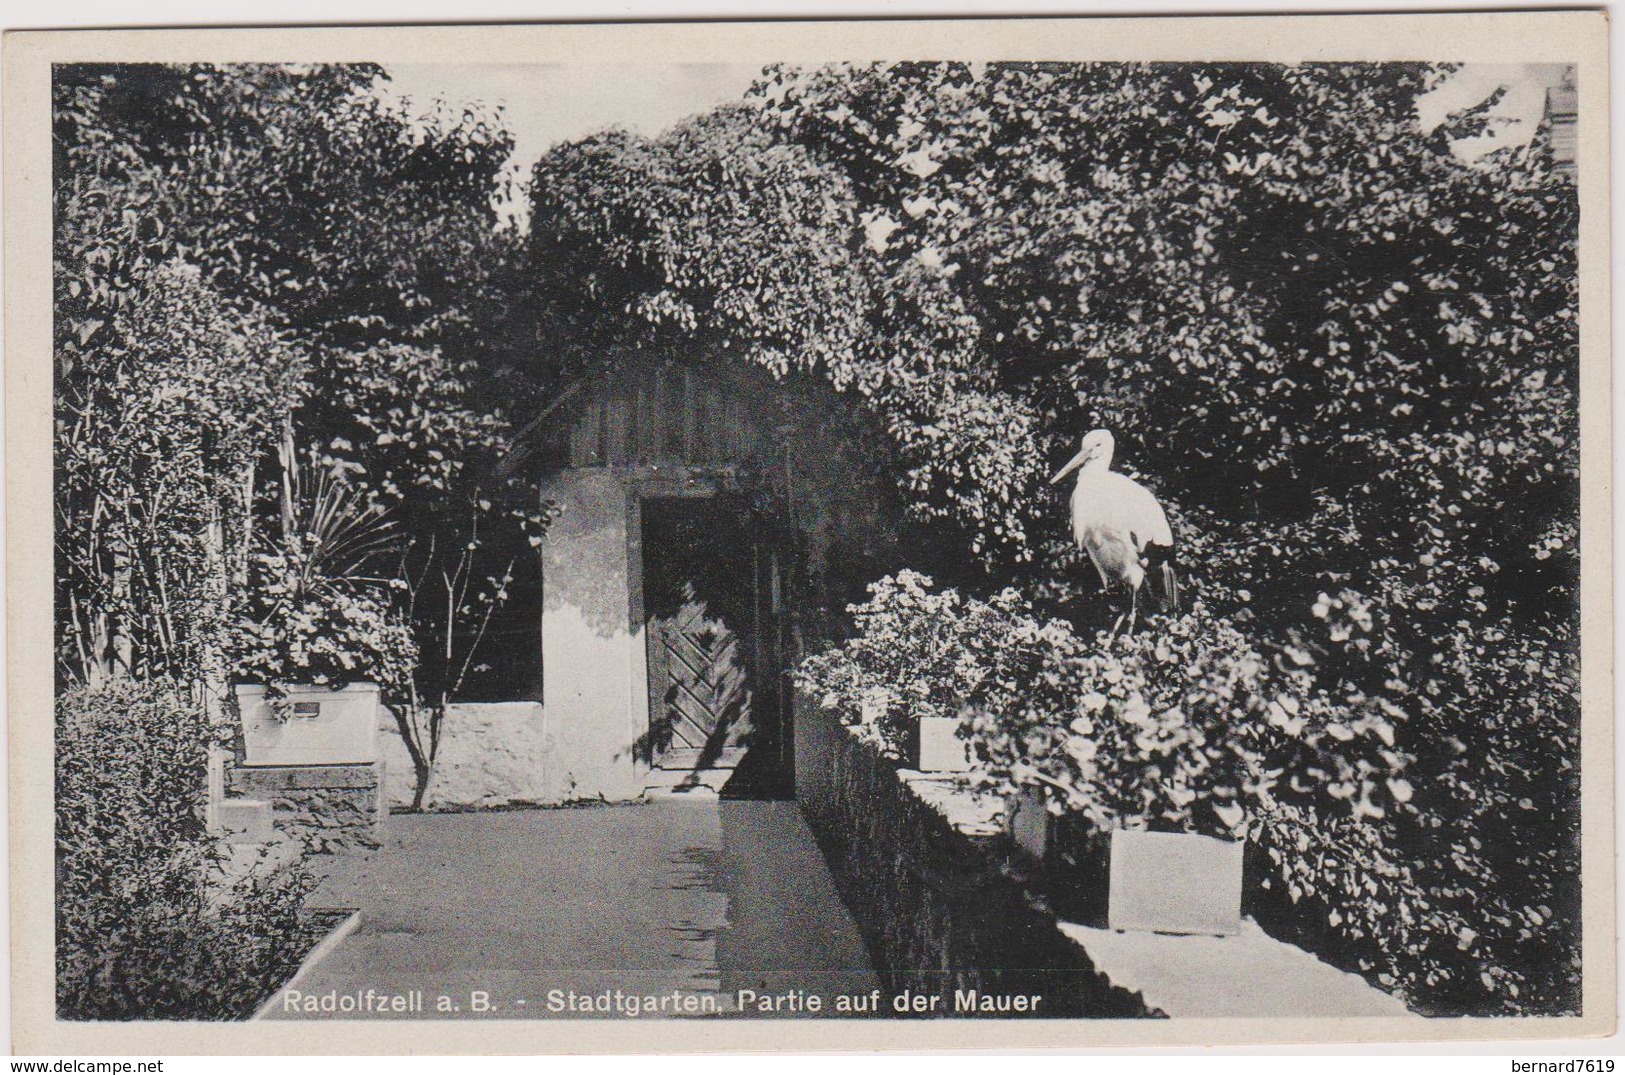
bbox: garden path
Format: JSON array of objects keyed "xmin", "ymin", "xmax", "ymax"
[{"xmin": 264, "ymin": 798, "xmax": 880, "ymax": 1019}]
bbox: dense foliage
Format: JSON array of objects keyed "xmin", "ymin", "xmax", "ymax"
[
  {"xmin": 754, "ymin": 62, "xmax": 1576, "ymax": 572},
  {"xmin": 51, "ymin": 58, "xmax": 1582, "ymax": 1019},
  {"xmin": 52, "ymin": 63, "xmax": 535, "ymax": 1009},
  {"xmin": 55, "ymin": 64, "xmax": 540, "ymax": 808},
  {"xmin": 800, "ymin": 566, "xmax": 1572, "ymax": 1013},
  {"xmin": 54, "ymin": 63, "xmax": 525, "ymax": 696},
  {"xmin": 699, "ymin": 64, "xmax": 1575, "ymax": 1014},
  {"xmin": 56, "ymin": 679, "xmax": 317, "ymax": 1019},
  {"xmin": 798, "ymin": 572, "xmax": 1411, "ymax": 838},
  {"xmin": 527, "ymin": 106, "xmax": 1040, "ymax": 559},
  {"xmin": 55, "ymin": 260, "xmax": 305, "ymax": 685}
]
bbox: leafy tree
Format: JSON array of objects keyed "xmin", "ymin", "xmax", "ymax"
[
  {"xmin": 54, "ymin": 63, "xmax": 527, "ymax": 697},
  {"xmin": 56, "ymin": 63, "xmax": 542, "ymax": 817},
  {"xmin": 528, "ymin": 61, "xmax": 1580, "ymax": 1014},
  {"xmin": 753, "ymin": 61, "xmax": 1579, "ymax": 1014},
  {"xmin": 54, "ymin": 64, "xmax": 513, "ymax": 357}
]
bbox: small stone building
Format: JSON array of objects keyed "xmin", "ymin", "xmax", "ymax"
[{"xmin": 382, "ymin": 349, "xmax": 906, "ymax": 808}]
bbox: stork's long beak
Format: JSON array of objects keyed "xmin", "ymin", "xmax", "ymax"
[{"xmin": 1050, "ymin": 447, "xmax": 1089, "ymax": 484}]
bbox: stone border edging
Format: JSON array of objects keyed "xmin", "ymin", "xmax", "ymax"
[{"xmin": 251, "ymin": 909, "xmax": 362, "ymax": 1021}]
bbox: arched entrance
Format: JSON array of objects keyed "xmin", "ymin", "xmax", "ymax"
[{"xmin": 523, "ymin": 350, "xmax": 901, "ymax": 802}]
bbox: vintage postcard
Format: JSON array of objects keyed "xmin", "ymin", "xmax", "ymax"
[{"xmin": 5, "ymin": 10, "xmax": 1612, "ymax": 1054}]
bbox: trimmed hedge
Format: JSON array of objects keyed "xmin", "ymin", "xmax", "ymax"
[{"xmin": 56, "ymin": 679, "xmax": 318, "ymax": 1020}]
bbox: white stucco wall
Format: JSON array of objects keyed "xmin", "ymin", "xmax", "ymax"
[
  {"xmin": 536, "ymin": 470, "xmax": 649, "ymax": 802},
  {"xmin": 381, "ymin": 702, "xmax": 550, "ymax": 810},
  {"xmin": 380, "ymin": 469, "xmax": 680, "ymax": 811}
]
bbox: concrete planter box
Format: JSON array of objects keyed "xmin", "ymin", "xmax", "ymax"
[
  {"xmin": 905, "ymin": 714, "xmax": 974, "ymax": 773},
  {"xmin": 236, "ymin": 682, "xmax": 380, "ymax": 767},
  {"xmin": 1005, "ymin": 787, "xmax": 1244, "ymax": 936},
  {"xmin": 1107, "ymin": 829, "xmax": 1244, "ymax": 936}
]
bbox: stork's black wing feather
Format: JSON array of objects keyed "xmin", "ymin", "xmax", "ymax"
[{"xmin": 1141, "ymin": 539, "xmax": 1181, "ymax": 613}]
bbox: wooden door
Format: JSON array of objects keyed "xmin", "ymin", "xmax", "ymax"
[{"xmin": 642, "ymin": 497, "xmax": 779, "ymax": 773}]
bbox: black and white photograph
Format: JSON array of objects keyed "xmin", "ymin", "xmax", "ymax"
[{"xmin": 6, "ymin": 9, "xmax": 1612, "ymax": 1053}]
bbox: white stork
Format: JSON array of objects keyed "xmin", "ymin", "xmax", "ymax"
[{"xmin": 1051, "ymin": 429, "xmax": 1180, "ymax": 636}]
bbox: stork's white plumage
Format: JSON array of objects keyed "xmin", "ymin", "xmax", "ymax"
[{"xmin": 1051, "ymin": 429, "xmax": 1179, "ymax": 635}]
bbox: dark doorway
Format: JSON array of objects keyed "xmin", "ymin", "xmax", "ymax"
[{"xmin": 641, "ymin": 495, "xmax": 788, "ymax": 796}]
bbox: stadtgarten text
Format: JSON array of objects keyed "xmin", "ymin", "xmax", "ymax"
[{"xmin": 280, "ymin": 986, "xmax": 1042, "ymax": 1017}]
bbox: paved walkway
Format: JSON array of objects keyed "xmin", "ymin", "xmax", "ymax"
[{"xmin": 267, "ymin": 799, "xmax": 879, "ymax": 1019}]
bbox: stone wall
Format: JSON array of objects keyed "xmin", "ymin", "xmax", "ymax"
[
  {"xmin": 380, "ymin": 702, "xmax": 551, "ymax": 811},
  {"xmin": 228, "ymin": 762, "xmax": 386, "ymax": 854},
  {"xmin": 793, "ymin": 695, "xmax": 1150, "ymax": 1018}
]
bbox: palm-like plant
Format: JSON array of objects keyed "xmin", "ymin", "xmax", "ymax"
[
  {"xmin": 275, "ymin": 454, "xmax": 399, "ymax": 598},
  {"xmin": 228, "ymin": 438, "xmax": 417, "ymax": 698}
]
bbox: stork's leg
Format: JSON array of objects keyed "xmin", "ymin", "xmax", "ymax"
[
  {"xmin": 1101, "ymin": 583, "xmax": 1124, "ymax": 639},
  {"xmin": 1108, "ymin": 585, "xmax": 1135, "ymax": 641},
  {"xmin": 1125, "ymin": 583, "xmax": 1141, "ymax": 637}
]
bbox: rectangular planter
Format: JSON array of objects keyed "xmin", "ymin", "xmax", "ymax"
[
  {"xmin": 1107, "ymin": 829, "xmax": 1244, "ymax": 936},
  {"xmin": 905, "ymin": 714, "xmax": 974, "ymax": 773},
  {"xmin": 1005, "ymin": 788, "xmax": 1244, "ymax": 936},
  {"xmin": 236, "ymin": 682, "xmax": 380, "ymax": 767}
]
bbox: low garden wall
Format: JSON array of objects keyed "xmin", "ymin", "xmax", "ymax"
[
  {"xmin": 227, "ymin": 762, "xmax": 387, "ymax": 854},
  {"xmin": 379, "ymin": 701, "xmax": 550, "ymax": 811},
  {"xmin": 793, "ymin": 694, "xmax": 1151, "ymax": 1018}
]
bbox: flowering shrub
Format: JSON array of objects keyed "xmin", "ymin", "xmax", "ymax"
[
  {"xmin": 970, "ymin": 602, "xmax": 1410, "ymax": 839},
  {"xmin": 797, "ymin": 572, "xmax": 1412, "ymax": 839},
  {"xmin": 228, "ymin": 550, "xmax": 417, "ymax": 702},
  {"xmin": 794, "ymin": 570, "xmax": 1035, "ymax": 752},
  {"xmin": 801, "ymin": 569, "xmax": 1577, "ymax": 1013},
  {"xmin": 226, "ymin": 466, "xmax": 418, "ymax": 706}
]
